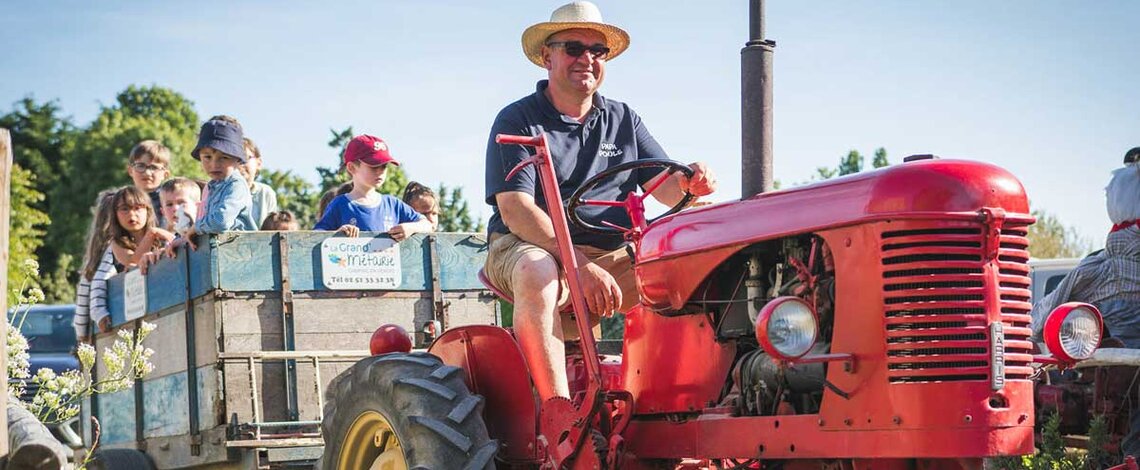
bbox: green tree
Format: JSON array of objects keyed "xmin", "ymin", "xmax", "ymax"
[
  {"xmin": 1027, "ymin": 208, "xmax": 1091, "ymax": 259},
  {"xmin": 437, "ymin": 184, "xmax": 485, "ymax": 232},
  {"xmin": 53, "ymin": 85, "xmax": 200, "ymax": 272},
  {"xmin": 871, "ymin": 147, "xmax": 889, "ymax": 169},
  {"xmin": 837, "ymin": 149, "xmax": 864, "ymax": 176},
  {"xmin": 1, "ymin": 97, "xmax": 80, "ymax": 302},
  {"xmin": 7, "ymin": 165, "xmax": 50, "ymax": 306},
  {"xmin": 258, "ymin": 168, "xmax": 319, "ymax": 227},
  {"xmin": 809, "ymin": 148, "xmax": 890, "ymax": 183}
]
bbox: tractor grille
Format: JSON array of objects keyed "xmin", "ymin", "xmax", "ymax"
[{"xmin": 881, "ymin": 222, "xmax": 1034, "ymax": 384}]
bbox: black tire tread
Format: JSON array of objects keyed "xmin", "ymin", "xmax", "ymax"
[{"xmin": 321, "ymin": 352, "xmax": 496, "ymax": 469}]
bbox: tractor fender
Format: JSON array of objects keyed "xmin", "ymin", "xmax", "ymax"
[{"xmin": 429, "ymin": 325, "xmax": 539, "ymax": 464}]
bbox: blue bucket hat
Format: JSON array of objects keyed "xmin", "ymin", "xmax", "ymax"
[{"xmin": 192, "ymin": 119, "xmax": 247, "ymax": 162}]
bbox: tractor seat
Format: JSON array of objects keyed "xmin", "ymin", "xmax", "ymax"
[
  {"xmin": 478, "ymin": 268, "xmax": 514, "ymax": 304},
  {"xmin": 478, "ymin": 268, "xmax": 573, "ymax": 314}
]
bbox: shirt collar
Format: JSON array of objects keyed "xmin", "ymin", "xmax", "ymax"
[{"xmin": 534, "ymin": 80, "xmax": 606, "ymax": 124}]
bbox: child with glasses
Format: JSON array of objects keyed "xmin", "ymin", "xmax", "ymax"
[{"xmin": 126, "ymin": 140, "xmax": 172, "ymax": 228}]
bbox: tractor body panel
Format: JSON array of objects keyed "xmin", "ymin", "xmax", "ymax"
[
  {"xmin": 637, "ymin": 159, "xmax": 1030, "ymax": 310},
  {"xmin": 428, "ymin": 325, "xmax": 540, "ymax": 464}
]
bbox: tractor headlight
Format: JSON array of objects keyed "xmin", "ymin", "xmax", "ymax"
[
  {"xmin": 755, "ymin": 297, "xmax": 818, "ymax": 360},
  {"xmin": 1043, "ymin": 302, "xmax": 1102, "ymax": 363}
]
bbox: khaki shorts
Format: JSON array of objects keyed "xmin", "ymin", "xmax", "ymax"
[{"xmin": 484, "ymin": 232, "xmax": 639, "ymax": 315}]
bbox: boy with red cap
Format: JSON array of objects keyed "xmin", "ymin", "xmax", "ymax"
[{"xmin": 314, "ymin": 135, "xmax": 431, "ymax": 241}]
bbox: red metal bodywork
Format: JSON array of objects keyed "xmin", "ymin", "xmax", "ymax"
[{"xmin": 432, "ymin": 152, "xmax": 1046, "ymax": 465}]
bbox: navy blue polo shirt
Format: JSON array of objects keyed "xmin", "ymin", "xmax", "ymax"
[{"xmin": 485, "ymin": 80, "xmax": 669, "ymax": 250}]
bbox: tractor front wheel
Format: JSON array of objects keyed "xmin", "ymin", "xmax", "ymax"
[{"xmin": 321, "ymin": 351, "xmax": 497, "ymax": 470}]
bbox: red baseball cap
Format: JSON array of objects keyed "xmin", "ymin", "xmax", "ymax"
[{"xmin": 343, "ymin": 135, "xmax": 400, "ymax": 167}]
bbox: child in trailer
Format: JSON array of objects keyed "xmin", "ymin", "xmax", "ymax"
[
  {"xmin": 73, "ymin": 190, "xmax": 119, "ymax": 341},
  {"xmin": 260, "ymin": 210, "xmax": 300, "ymax": 231},
  {"xmin": 402, "ymin": 181, "xmax": 441, "ymax": 231},
  {"xmin": 171, "ymin": 116, "xmax": 257, "ymax": 251},
  {"xmin": 109, "ymin": 186, "xmax": 174, "ymax": 269},
  {"xmin": 313, "ymin": 135, "xmax": 431, "ymax": 240},
  {"xmin": 125, "ymin": 140, "xmax": 172, "ymax": 228}
]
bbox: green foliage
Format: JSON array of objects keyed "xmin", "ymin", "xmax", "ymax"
[
  {"xmin": 872, "ymin": 147, "xmax": 889, "ymax": 169},
  {"xmin": 1028, "ymin": 207, "xmax": 1091, "ymax": 259},
  {"xmin": 837, "ymin": 149, "xmax": 864, "ymax": 176},
  {"xmin": 51, "ymin": 85, "xmax": 200, "ymax": 286},
  {"xmin": 991, "ymin": 411, "xmax": 1114, "ymax": 470},
  {"xmin": 258, "ymin": 168, "xmax": 319, "ymax": 227},
  {"xmin": 7, "ymin": 165, "xmax": 50, "ymax": 306},
  {"xmin": 1, "ymin": 97, "xmax": 79, "ymax": 303},
  {"xmin": 806, "ymin": 147, "xmax": 890, "ymax": 184},
  {"xmin": 437, "ymin": 184, "xmax": 485, "ymax": 232}
]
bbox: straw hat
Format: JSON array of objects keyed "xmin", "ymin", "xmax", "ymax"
[{"xmin": 521, "ymin": 1, "xmax": 630, "ymax": 67}]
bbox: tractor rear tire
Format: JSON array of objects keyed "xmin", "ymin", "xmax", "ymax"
[
  {"xmin": 321, "ymin": 351, "xmax": 498, "ymax": 470},
  {"xmin": 87, "ymin": 448, "xmax": 157, "ymax": 470}
]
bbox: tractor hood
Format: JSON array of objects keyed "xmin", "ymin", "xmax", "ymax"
[
  {"xmin": 635, "ymin": 158, "xmax": 1030, "ymax": 308},
  {"xmin": 640, "ymin": 158, "xmax": 1029, "ymax": 263}
]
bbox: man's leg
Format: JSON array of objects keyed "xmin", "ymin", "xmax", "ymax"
[{"xmin": 511, "ymin": 250, "xmax": 569, "ymax": 400}]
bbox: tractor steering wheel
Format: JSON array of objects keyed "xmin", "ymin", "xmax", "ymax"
[{"xmin": 567, "ymin": 159, "xmax": 695, "ymax": 235}]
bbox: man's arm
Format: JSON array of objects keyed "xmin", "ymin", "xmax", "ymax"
[
  {"xmin": 645, "ymin": 162, "xmax": 717, "ymax": 207},
  {"xmin": 1028, "ymin": 254, "xmax": 1103, "ymax": 341},
  {"xmin": 497, "ymin": 191, "xmax": 622, "ymax": 315}
]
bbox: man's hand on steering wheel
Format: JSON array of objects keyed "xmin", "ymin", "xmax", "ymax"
[
  {"xmin": 679, "ymin": 161, "xmax": 717, "ymax": 197},
  {"xmin": 577, "ymin": 260, "xmax": 622, "ymax": 316}
]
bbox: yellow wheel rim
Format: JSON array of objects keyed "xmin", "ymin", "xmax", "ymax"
[{"xmin": 337, "ymin": 410, "xmax": 407, "ymax": 470}]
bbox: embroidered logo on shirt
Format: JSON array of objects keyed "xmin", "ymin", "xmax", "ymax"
[{"xmin": 598, "ymin": 142, "xmax": 624, "ymax": 158}]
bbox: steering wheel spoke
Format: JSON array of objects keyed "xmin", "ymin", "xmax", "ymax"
[{"xmin": 567, "ymin": 159, "xmax": 696, "ymax": 236}]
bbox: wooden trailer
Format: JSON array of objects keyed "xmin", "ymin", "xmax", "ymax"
[{"xmin": 83, "ymin": 231, "xmax": 496, "ymax": 469}]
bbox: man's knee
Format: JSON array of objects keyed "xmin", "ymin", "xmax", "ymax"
[{"xmin": 512, "ymin": 251, "xmax": 560, "ymax": 292}]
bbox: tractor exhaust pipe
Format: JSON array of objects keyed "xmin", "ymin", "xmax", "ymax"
[{"xmin": 741, "ymin": 0, "xmax": 776, "ymax": 198}]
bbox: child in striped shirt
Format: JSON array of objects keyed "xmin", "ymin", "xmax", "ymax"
[{"xmin": 74, "ymin": 190, "xmax": 118, "ymax": 341}]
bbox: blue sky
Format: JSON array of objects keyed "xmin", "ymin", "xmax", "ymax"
[{"xmin": 2, "ymin": 1, "xmax": 1137, "ymax": 246}]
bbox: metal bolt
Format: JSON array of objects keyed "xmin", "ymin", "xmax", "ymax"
[
  {"xmin": 818, "ymin": 418, "xmax": 825, "ymax": 426},
  {"xmin": 844, "ymin": 418, "xmax": 853, "ymax": 426},
  {"xmin": 892, "ymin": 416, "xmax": 902, "ymax": 425},
  {"xmin": 843, "ymin": 362, "xmax": 852, "ymax": 373},
  {"xmin": 964, "ymin": 415, "xmax": 973, "ymax": 423}
]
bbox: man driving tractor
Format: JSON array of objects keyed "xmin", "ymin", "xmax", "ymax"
[{"xmin": 483, "ymin": 1, "xmax": 717, "ymax": 401}]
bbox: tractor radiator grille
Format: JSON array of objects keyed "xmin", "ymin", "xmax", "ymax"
[{"xmin": 881, "ymin": 222, "xmax": 1034, "ymax": 384}]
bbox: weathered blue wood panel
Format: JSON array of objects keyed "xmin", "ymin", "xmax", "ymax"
[
  {"xmin": 143, "ymin": 372, "xmax": 190, "ymax": 438},
  {"xmin": 198, "ymin": 366, "xmax": 219, "ymax": 429},
  {"xmin": 97, "ymin": 388, "xmax": 136, "ymax": 445},
  {"xmin": 107, "ymin": 231, "xmax": 489, "ymax": 328}
]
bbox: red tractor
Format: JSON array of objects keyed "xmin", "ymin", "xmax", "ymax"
[{"xmin": 320, "ymin": 133, "xmax": 1104, "ymax": 469}]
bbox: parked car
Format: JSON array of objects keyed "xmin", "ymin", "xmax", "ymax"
[
  {"xmin": 7, "ymin": 304, "xmax": 83, "ymax": 449},
  {"xmin": 1029, "ymin": 257, "xmax": 1081, "ymax": 304}
]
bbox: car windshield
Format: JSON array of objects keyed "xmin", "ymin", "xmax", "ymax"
[{"xmin": 10, "ymin": 307, "xmax": 76, "ymax": 354}]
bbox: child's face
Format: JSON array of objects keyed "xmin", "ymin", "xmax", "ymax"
[
  {"xmin": 410, "ymin": 195, "xmax": 440, "ymax": 230},
  {"xmin": 199, "ymin": 147, "xmax": 243, "ymax": 181},
  {"xmin": 116, "ymin": 202, "xmax": 149, "ymax": 233},
  {"xmin": 347, "ymin": 162, "xmax": 388, "ymax": 190},
  {"xmin": 127, "ymin": 155, "xmax": 169, "ymax": 192},
  {"xmin": 160, "ymin": 188, "xmax": 198, "ymax": 228},
  {"xmin": 243, "ymin": 148, "xmax": 262, "ymax": 185}
]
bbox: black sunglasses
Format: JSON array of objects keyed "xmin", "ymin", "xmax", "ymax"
[{"xmin": 546, "ymin": 41, "xmax": 610, "ymax": 60}]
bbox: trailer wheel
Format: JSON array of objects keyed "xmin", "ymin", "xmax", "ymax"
[
  {"xmin": 88, "ymin": 448, "xmax": 156, "ymax": 470},
  {"xmin": 321, "ymin": 351, "xmax": 497, "ymax": 470}
]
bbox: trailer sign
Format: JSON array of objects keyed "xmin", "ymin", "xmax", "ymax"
[
  {"xmin": 124, "ymin": 269, "xmax": 147, "ymax": 321},
  {"xmin": 321, "ymin": 237, "xmax": 402, "ymax": 289}
]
